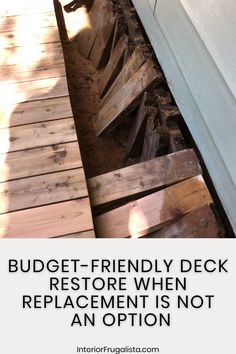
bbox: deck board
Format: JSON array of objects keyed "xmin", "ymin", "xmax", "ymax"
[
  {"xmin": 0, "ymin": 142, "xmax": 82, "ymax": 183},
  {"xmin": 0, "ymin": 168, "xmax": 88, "ymax": 214},
  {"xmin": 0, "ymin": 13, "xmax": 57, "ymax": 32},
  {"xmin": 0, "ymin": 27, "xmax": 60, "ymax": 49},
  {"xmin": 0, "ymin": 1, "xmax": 94, "ymax": 238},
  {"xmin": 0, "ymin": 118, "xmax": 77, "ymax": 154},
  {"xmin": 0, "ymin": 77, "xmax": 69, "ymax": 105},
  {"xmin": 0, "ymin": 199, "xmax": 93, "ymax": 238}
]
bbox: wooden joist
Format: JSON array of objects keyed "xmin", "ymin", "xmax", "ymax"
[
  {"xmin": 0, "ymin": 118, "xmax": 77, "ymax": 154},
  {"xmin": 88, "ymin": 149, "xmax": 202, "ymax": 207},
  {"xmin": 101, "ymin": 47, "xmax": 145, "ymax": 105},
  {"xmin": 0, "ymin": 198, "xmax": 93, "ymax": 238},
  {"xmin": 98, "ymin": 35, "xmax": 128, "ymax": 96},
  {"xmin": 1, "ymin": 76, "xmax": 69, "ymax": 106},
  {"xmin": 89, "ymin": 14, "xmax": 116, "ymax": 69},
  {"xmin": 127, "ymin": 93, "xmax": 158, "ymax": 156},
  {"xmin": 0, "ymin": 142, "xmax": 82, "ymax": 183},
  {"xmin": 0, "ymin": 96, "xmax": 72, "ymax": 129},
  {"xmin": 145, "ymin": 205, "xmax": 219, "ymax": 238},
  {"xmin": 141, "ymin": 116, "xmax": 168, "ymax": 161},
  {"xmin": 0, "ymin": 27, "xmax": 60, "ymax": 49},
  {"xmin": 94, "ymin": 175, "xmax": 213, "ymax": 238},
  {"xmin": 93, "ymin": 60, "xmax": 162, "ymax": 136},
  {"xmin": 169, "ymin": 122, "xmax": 186, "ymax": 152},
  {"xmin": 0, "ymin": 169, "xmax": 87, "ymax": 214}
]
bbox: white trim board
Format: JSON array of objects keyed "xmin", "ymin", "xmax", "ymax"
[{"xmin": 132, "ymin": 0, "xmax": 236, "ymax": 233}]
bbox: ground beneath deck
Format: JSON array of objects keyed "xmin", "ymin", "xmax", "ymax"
[{"xmin": 63, "ymin": 41, "xmax": 126, "ymax": 178}]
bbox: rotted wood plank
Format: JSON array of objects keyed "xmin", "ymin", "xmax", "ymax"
[
  {"xmin": 98, "ymin": 35, "xmax": 128, "ymax": 96},
  {"xmin": 0, "ymin": 142, "xmax": 82, "ymax": 183},
  {"xmin": 0, "ymin": 59, "xmax": 66, "ymax": 84},
  {"xmin": 93, "ymin": 60, "xmax": 162, "ymax": 136},
  {"xmin": 0, "ymin": 96, "xmax": 72, "ymax": 129},
  {"xmin": 127, "ymin": 94, "xmax": 158, "ymax": 157},
  {"xmin": 89, "ymin": 14, "xmax": 116, "ymax": 69},
  {"xmin": 0, "ymin": 76, "xmax": 69, "ymax": 105},
  {"xmin": 169, "ymin": 123, "xmax": 186, "ymax": 152},
  {"xmin": 141, "ymin": 116, "xmax": 170, "ymax": 161},
  {"xmin": 102, "ymin": 47, "xmax": 145, "ymax": 105},
  {"xmin": 159, "ymin": 105, "xmax": 181, "ymax": 126},
  {"xmin": 0, "ymin": 12, "xmax": 57, "ymax": 32},
  {"xmin": 0, "ymin": 198, "xmax": 93, "ymax": 238},
  {"xmin": 0, "ymin": 169, "xmax": 88, "ymax": 214},
  {"xmin": 95, "ymin": 175, "xmax": 213, "ymax": 238},
  {"xmin": 88, "ymin": 149, "xmax": 201, "ymax": 207},
  {"xmin": 0, "ymin": 118, "xmax": 77, "ymax": 154},
  {"xmin": 0, "ymin": 27, "xmax": 60, "ymax": 49},
  {"xmin": 145, "ymin": 205, "xmax": 219, "ymax": 238}
]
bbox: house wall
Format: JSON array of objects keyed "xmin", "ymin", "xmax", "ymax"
[{"xmin": 132, "ymin": 0, "xmax": 236, "ymax": 234}]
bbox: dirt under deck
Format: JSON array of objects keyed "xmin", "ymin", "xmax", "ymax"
[{"xmin": 61, "ymin": 41, "xmax": 126, "ymax": 178}]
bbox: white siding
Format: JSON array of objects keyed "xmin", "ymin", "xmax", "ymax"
[{"xmin": 132, "ymin": 0, "xmax": 236, "ymax": 233}]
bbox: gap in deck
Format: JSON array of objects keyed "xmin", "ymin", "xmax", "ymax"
[{"xmin": 54, "ymin": 1, "xmax": 127, "ymax": 179}]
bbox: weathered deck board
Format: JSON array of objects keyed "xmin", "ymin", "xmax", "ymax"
[
  {"xmin": 0, "ymin": 3, "xmax": 94, "ymax": 237},
  {"xmin": 101, "ymin": 47, "xmax": 145, "ymax": 105},
  {"xmin": 57, "ymin": 230, "xmax": 96, "ymax": 238},
  {"xmin": 0, "ymin": 142, "xmax": 82, "ymax": 183},
  {"xmin": 89, "ymin": 14, "xmax": 116, "ymax": 69},
  {"xmin": 0, "ymin": 27, "xmax": 60, "ymax": 49},
  {"xmin": 0, "ymin": 0, "xmax": 54, "ymax": 17},
  {"xmin": 0, "ymin": 59, "xmax": 66, "ymax": 84},
  {"xmin": 93, "ymin": 60, "xmax": 162, "ymax": 136},
  {"xmin": 98, "ymin": 35, "xmax": 128, "ymax": 96},
  {"xmin": 0, "ymin": 118, "xmax": 77, "ymax": 154},
  {"xmin": 1, "ymin": 76, "xmax": 69, "ymax": 105},
  {"xmin": 0, "ymin": 198, "xmax": 93, "ymax": 238},
  {"xmin": 95, "ymin": 175, "xmax": 213, "ymax": 238},
  {"xmin": 88, "ymin": 149, "xmax": 201, "ymax": 207},
  {"xmin": 0, "ymin": 43, "xmax": 64, "ymax": 66},
  {"xmin": 0, "ymin": 168, "xmax": 88, "ymax": 214},
  {"xmin": 145, "ymin": 205, "xmax": 219, "ymax": 238},
  {"xmin": 0, "ymin": 13, "xmax": 57, "ymax": 32},
  {"xmin": 0, "ymin": 96, "xmax": 72, "ymax": 129}
]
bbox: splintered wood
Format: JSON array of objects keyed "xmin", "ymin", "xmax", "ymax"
[
  {"xmin": 145, "ymin": 206, "xmax": 219, "ymax": 238},
  {"xmin": 94, "ymin": 175, "xmax": 213, "ymax": 238},
  {"xmin": 93, "ymin": 60, "xmax": 162, "ymax": 136},
  {"xmin": 98, "ymin": 35, "xmax": 128, "ymax": 96},
  {"xmin": 101, "ymin": 47, "xmax": 145, "ymax": 104},
  {"xmin": 127, "ymin": 93, "xmax": 157, "ymax": 157}
]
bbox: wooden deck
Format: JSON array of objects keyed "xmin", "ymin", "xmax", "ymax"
[{"xmin": 0, "ymin": 0, "xmax": 95, "ymax": 237}]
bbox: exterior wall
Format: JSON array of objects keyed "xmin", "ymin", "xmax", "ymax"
[{"xmin": 132, "ymin": 0, "xmax": 236, "ymax": 233}]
